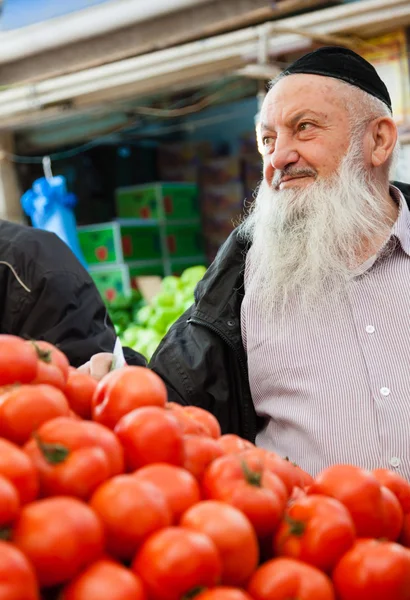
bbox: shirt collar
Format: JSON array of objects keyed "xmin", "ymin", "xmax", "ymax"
[{"xmin": 390, "ymin": 185, "xmax": 410, "ymax": 257}]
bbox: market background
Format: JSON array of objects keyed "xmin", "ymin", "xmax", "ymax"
[{"xmin": 0, "ymin": 0, "xmax": 409, "ymax": 357}]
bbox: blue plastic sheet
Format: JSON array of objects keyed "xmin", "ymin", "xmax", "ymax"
[{"xmin": 21, "ymin": 175, "xmax": 87, "ymax": 268}]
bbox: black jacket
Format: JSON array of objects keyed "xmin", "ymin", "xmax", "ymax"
[
  {"xmin": 150, "ymin": 181, "xmax": 410, "ymax": 442},
  {"xmin": 0, "ymin": 219, "xmax": 145, "ymax": 368}
]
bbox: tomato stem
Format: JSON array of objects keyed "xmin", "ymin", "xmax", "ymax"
[
  {"xmin": 30, "ymin": 341, "xmax": 52, "ymax": 364},
  {"xmin": 285, "ymin": 514, "xmax": 306, "ymax": 536},
  {"xmin": 34, "ymin": 433, "xmax": 70, "ymax": 464},
  {"xmin": 284, "ymin": 456, "xmax": 299, "ymax": 468},
  {"xmin": 183, "ymin": 586, "xmax": 206, "ymax": 600},
  {"xmin": 0, "ymin": 527, "xmax": 11, "ymax": 540},
  {"xmin": 241, "ymin": 459, "xmax": 262, "ymax": 487}
]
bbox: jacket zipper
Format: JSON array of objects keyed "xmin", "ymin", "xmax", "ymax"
[{"xmin": 187, "ymin": 316, "xmax": 254, "ymax": 441}]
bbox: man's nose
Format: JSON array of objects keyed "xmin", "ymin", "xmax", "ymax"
[{"xmin": 270, "ymin": 136, "xmax": 299, "ymax": 171}]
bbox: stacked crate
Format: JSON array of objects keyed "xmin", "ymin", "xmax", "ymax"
[{"xmin": 77, "ymin": 182, "xmax": 206, "ymax": 301}]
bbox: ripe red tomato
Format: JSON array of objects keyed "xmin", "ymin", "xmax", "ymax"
[
  {"xmin": 372, "ymin": 471, "xmax": 410, "ymax": 548},
  {"xmin": 12, "ymin": 496, "xmax": 104, "ymax": 587},
  {"xmin": 195, "ymin": 589, "xmax": 253, "ymax": 600},
  {"xmin": 248, "ymin": 558, "xmax": 335, "ymax": 600},
  {"xmin": 0, "ymin": 438, "xmax": 39, "ymax": 504},
  {"xmin": 332, "ymin": 539, "xmax": 410, "ymax": 600},
  {"xmin": 166, "ymin": 403, "xmax": 210, "ymax": 436},
  {"xmin": 115, "ymin": 406, "xmax": 184, "ymax": 470},
  {"xmin": 24, "ymin": 417, "xmax": 124, "ymax": 499},
  {"xmin": 202, "ymin": 453, "xmax": 287, "ymax": 538},
  {"xmin": 182, "ymin": 406, "xmax": 222, "ymax": 438},
  {"xmin": 0, "ymin": 475, "xmax": 20, "ymax": 533},
  {"xmin": 133, "ymin": 463, "xmax": 201, "ymax": 523},
  {"xmin": 181, "ymin": 500, "xmax": 259, "ymax": 586},
  {"xmin": 401, "ymin": 513, "xmax": 410, "ymax": 547},
  {"xmin": 0, "ymin": 540, "xmax": 39, "ymax": 599},
  {"xmin": 0, "ymin": 335, "xmax": 38, "ymax": 386},
  {"xmin": 309, "ymin": 464, "xmax": 402, "ymax": 539},
  {"xmin": 245, "ymin": 448, "xmax": 313, "ymax": 495},
  {"xmin": 64, "ymin": 368, "xmax": 97, "ymax": 419},
  {"xmin": 61, "ymin": 559, "xmax": 146, "ymax": 600},
  {"xmin": 132, "ymin": 527, "xmax": 222, "ymax": 600},
  {"xmin": 380, "ymin": 485, "xmax": 404, "ymax": 541},
  {"xmin": 373, "ymin": 468, "xmax": 410, "ymax": 513},
  {"xmin": 273, "ymin": 494, "xmax": 355, "ymax": 572},
  {"xmin": 0, "ymin": 384, "xmax": 70, "ymax": 445},
  {"xmin": 217, "ymin": 435, "xmax": 254, "ymax": 454},
  {"xmin": 92, "ymin": 366, "xmax": 167, "ymax": 429},
  {"xmin": 30, "ymin": 340, "xmax": 69, "ymax": 389},
  {"xmin": 183, "ymin": 435, "xmax": 225, "ymax": 481},
  {"xmin": 90, "ymin": 475, "xmax": 172, "ymax": 561}
]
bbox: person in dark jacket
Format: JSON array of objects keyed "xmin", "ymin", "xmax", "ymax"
[
  {"xmin": 0, "ymin": 218, "xmax": 146, "ymax": 368},
  {"xmin": 89, "ymin": 47, "xmax": 410, "ymax": 478}
]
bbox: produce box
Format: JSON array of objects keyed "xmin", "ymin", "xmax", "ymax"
[
  {"xmin": 157, "ymin": 165, "xmax": 198, "ymax": 183},
  {"xmin": 200, "ymin": 157, "xmax": 242, "ymax": 186},
  {"xmin": 201, "ymin": 183, "xmax": 245, "ymax": 218},
  {"xmin": 119, "ymin": 221, "xmax": 162, "ymax": 262},
  {"xmin": 239, "ymin": 130, "xmax": 259, "ymax": 156},
  {"xmin": 77, "ymin": 222, "xmax": 120, "ymax": 265},
  {"xmin": 157, "ymin": 140, "xmax": 213, "ymax": 170},
  {"xmin": 88, "ymin": 264, "xmax": 131, "ymax": 302},
  {"xmin": 242, "ymin": 155, "xmax": 262, "ymax": 198},
  {"xmin": 115, "ymin": 183, "xmax": 200, "ymax": 220},
  {"xmin": 78, "ymin": 221, "xmax": 162, "ymax": 265},
  {"xmin": 165, "ymin": 222, "xmax": 204, "ymax": 258}
]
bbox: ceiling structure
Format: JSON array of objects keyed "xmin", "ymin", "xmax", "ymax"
[{"xmin": 0, "ymin": 0, "xmax": 408, "ymax": 152}]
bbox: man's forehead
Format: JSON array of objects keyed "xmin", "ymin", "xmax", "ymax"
[{"xmin": 260, "ymin": 74, "xmax": 347, "ymax": 125}]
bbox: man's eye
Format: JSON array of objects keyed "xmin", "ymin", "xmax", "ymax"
[
  {"xmin": 262, "ymin": 136, "xmax": 275, "ymax": 146},
  {"xmin": 298, "ymin": 122, "xmax": 312, "ymax": 131}
]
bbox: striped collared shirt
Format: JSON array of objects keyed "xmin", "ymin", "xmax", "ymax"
[{"xmin": 241, "ymin": 186, "xmax": 410, "ymax": 478}]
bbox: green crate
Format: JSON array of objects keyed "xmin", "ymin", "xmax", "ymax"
[
  {"xmin": 115, "ymin": 183, "xmax": 199, "ymax": 220},
  {"xmin": 78, "ymin": 221, "xmax": 163, "ymax": 265},
  {"xmin": 88, "ymin": 264, "xmax": 131, "ymax": 302},
  {"xmin": 77, "ymin": 223, "xmax": 120, "ymax": 265},
  {"xmin": 165, "ymin": 223, "xmax": 204, "ymax": 258},
  {"xmin": 120, "ymin": 222, "xmax": 162, "ymax": 262}
]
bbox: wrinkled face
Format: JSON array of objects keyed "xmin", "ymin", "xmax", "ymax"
[
  {"xmin": 240, "ymin": 74, "xmax": 394, "ymax": 314},
  {"xmin": 259, "ymin": 74, "xmax": 353, "ymax": 190}
]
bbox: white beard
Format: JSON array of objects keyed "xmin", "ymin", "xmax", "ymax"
[{"xmin": 238, "ymin": 138, "xmax": 393, "ymax": 314}]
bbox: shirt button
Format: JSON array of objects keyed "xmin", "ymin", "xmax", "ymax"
[
  {"xmin": 380, "ymin": 387, "xmax": 390, "ymax": 396},
  {"xmin": 390, "ymin": 457, "xmax": 401, "ymax": 468},
  {"xmin": 366, "ymin": 325, "xmax": 375, "ymax": 334}
]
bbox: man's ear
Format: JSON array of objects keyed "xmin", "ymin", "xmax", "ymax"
[{"xmin": 369, "ymin": 116, "xmax": 397, "ymax": 168}]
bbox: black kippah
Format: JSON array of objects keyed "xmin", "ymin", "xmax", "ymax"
[{"xmin": 283, "ymin": 46, "xmax": 392, "ymax": 113}]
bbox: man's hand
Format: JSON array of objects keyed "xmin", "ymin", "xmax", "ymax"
[{"xmin": 78, "ymin": 352, "xmax": 115, "ymax": 381}]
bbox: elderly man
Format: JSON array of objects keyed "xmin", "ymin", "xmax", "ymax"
[{"xmin": 90, "ymin": 46, "xmax": 410, "ymax": 478}]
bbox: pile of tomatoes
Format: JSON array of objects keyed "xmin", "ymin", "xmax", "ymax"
[{"xmin": 1, "ymin": 333, "xmax": 410, "ymax": 600}]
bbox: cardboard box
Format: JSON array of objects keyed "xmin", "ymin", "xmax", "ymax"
[
  {"xmin": 157, "ymin": 141, "xmax": 213, "ymax": 169},
  {"xmin": 238, "ymin": 131, "xmax": 258, "ymax": 157},
  {"xmin": 157, "ymin": 165, "xmax": 198, "ymax": 183},
  {"xmin": 200, "ymin": 157, "xmax": 241, "ymax": 186},
  {"xmin": 201, "ymin": 183, "xmax": 245, "ymax": 218},
  {"xmin": 242, "ymin": 156, "xmax": 262, "ymax": 194}
]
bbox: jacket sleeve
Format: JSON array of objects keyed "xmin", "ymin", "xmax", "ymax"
[
  {"xmin": 149, "ymin": 307, "xmax": 243, "ymax": 434},
  {"xmin": 16, "ymin": 269, "xmax": 119, "ymax": 367}
]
